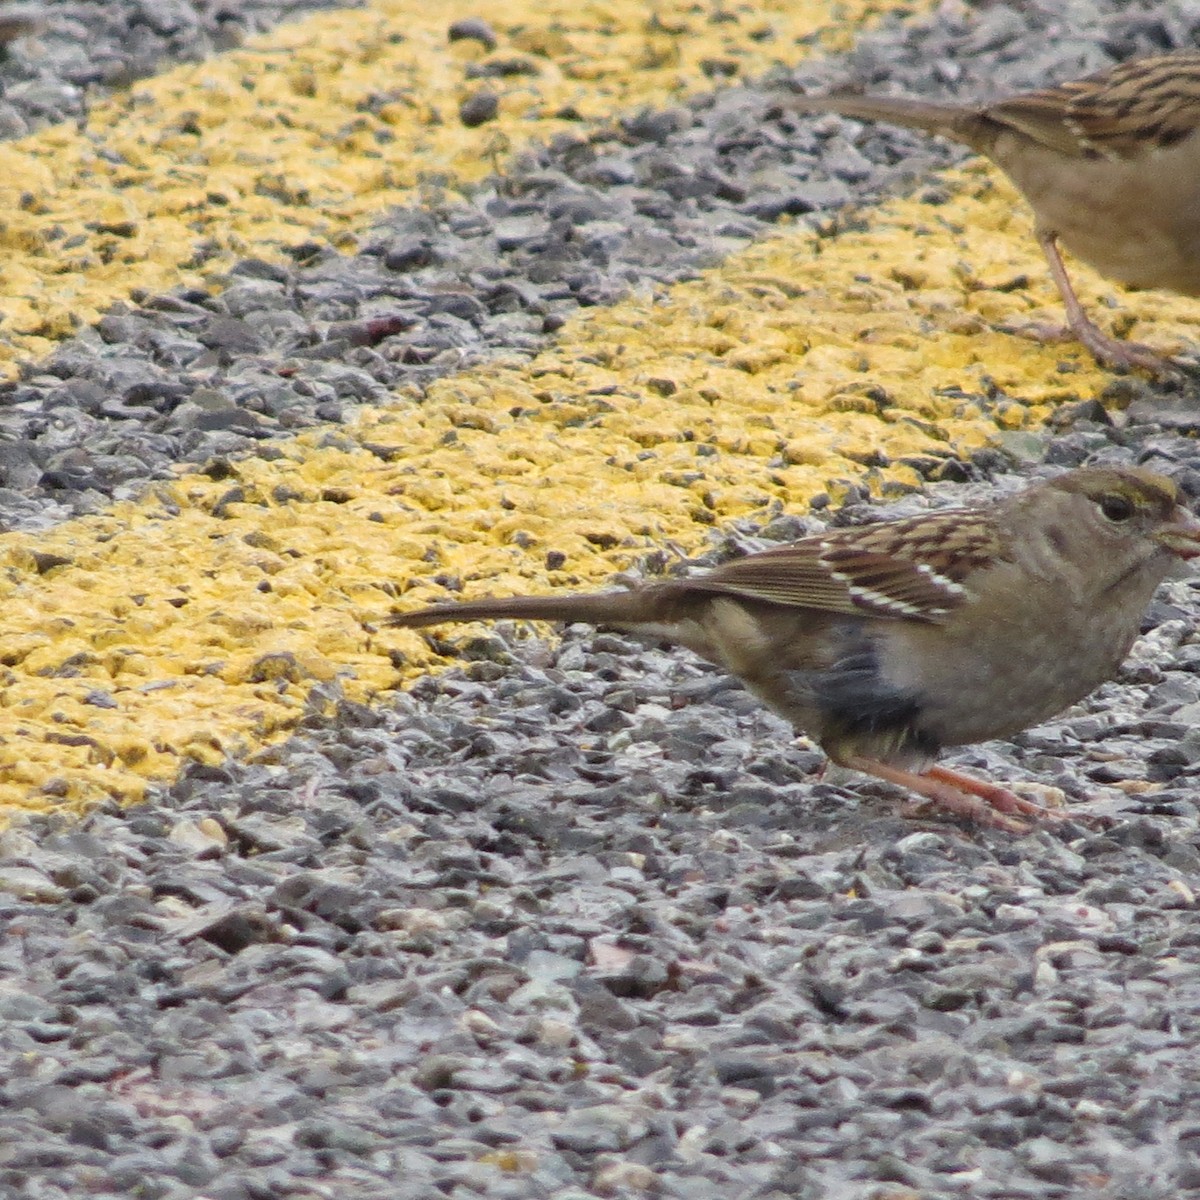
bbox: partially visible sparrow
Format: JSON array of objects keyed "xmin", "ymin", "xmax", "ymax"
[
  {"xmin": 392, "ymin": 467, "xmax": 1200, "ymax": 833},
  {"xmin": 782, "ymin": 50, "xmax": 1200, "ymax": 375}
]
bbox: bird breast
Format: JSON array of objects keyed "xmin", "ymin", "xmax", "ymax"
[
  {"xmin": 991, "ymin": 127, "xmax": 1200, "ymax": 295},
  {"xmin": 877, "ymin": 551, "xmax": 1156, "ymax": 750}
]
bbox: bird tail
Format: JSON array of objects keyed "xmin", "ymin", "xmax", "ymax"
[
  {"xmin": 389, "ymin": 587, "xmax": 670, "ymax": 631},
  {"xmin": 783, "ymin": 93, "xmax": 984, "ymax": 147}
]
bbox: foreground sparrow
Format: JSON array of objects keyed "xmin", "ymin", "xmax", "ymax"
[
  {"xmin": 783, "ymin": 50, "xmax": 1200, "ymax": 374},
  {"xmin": 392, "ymin": 467, "xmax": 1200, "ymax": 832}
]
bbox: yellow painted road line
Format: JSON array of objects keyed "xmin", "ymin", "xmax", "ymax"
[
  {"xmin": 0, "ymin": 167, "xmax": 1123, "ymax": 817},
  {"xmin": 2, "ymin": 0, "xmax": 1189, "ymax": 385},
  {"xmin": 0, "ymin": 0, "xmax": 919, "ymax": 371}
]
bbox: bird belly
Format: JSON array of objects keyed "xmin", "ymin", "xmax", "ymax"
[
  {"xmin": 784, "ymin": 622, "xmax": 938, "ymax": 769},
  {"xmin": 995, "ymin": 132, "xmax": 1200, "ymax": 295}
]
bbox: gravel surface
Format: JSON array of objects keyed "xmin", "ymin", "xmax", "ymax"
[
  {"xmin": 5, "ymin": 3, "xmax": 1200, "ymax": 1199},
  {"xmin": 0, "ymin": 0, "xmax": 347, "ymax": 138}
]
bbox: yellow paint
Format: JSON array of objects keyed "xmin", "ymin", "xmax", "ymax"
[
  {"xmin": 0, "ymin": 0, "xmax": 920, "ymax": 371},
  {"xmin": 0, "ymin": 166, "xmax": 1122, "ymax": 816}
]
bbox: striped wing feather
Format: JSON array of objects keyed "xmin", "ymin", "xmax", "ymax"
[
  {"xmin": 988, "ymin": 51, "xmax": 1200, "ymax": 160},
  {"xmin": 692, "ymin": 510, "xmax": 1003, "ymax": 621}
]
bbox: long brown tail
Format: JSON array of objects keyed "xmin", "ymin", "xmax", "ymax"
[
  {"xmin": 390, "ymin": 586, "xmax": 673, "ymax": 630},
  {"xmin": 783, "ymin": 93, "xmax": 987, "ymax": 150}
]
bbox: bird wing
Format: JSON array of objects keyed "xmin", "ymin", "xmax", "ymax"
[
  {"xmin": 691, "ymin": 510, "xmax": 1003, "ymax": 622},
  {"xmin": 987, "ymin": 51, "xmax": 1200, "ymax": 160}
]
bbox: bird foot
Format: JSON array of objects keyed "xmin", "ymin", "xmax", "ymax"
[
  {"xmin": 1070, "ymin": 325, "xmax": 1185, "ymax": 379},
  {"xmin": 1028, "ymin": 230, "xmax": 1188, "ymax": 378},
  {"xmin": 843, "ymin": 756, "xmax": 1065, "ymax": 834},
  {"xmin": 899, "ymin": 795, "xmax": 1029, "ymax": 834},
  {"xmin": 921, "ymin": 763, "xmax": 1065, "ymax": 831},
  {"xmin": 1001, "ymin": 318, "xmax": 1184, "ymax": 379}
]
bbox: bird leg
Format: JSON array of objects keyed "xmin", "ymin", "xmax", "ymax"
[
  {"xmin": 841, "ymin": 755, "xmax": 1063, "ymax": 833},
  {"xmin": 1027, "ymin": 229, "xmax": 1181, "ymax": 376},
  {"xmin": 923, "ymin": 763, "xmax": 1063, "ymax": 817}
]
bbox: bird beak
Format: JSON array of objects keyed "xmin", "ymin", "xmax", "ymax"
[{"xmin": 1155, "ymin": 505, "xmax": 1200, "ymax": 559}]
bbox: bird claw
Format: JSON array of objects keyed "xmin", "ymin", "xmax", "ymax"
[
  {"xmin": 1000, "ymin": 318, "xmax": 1185, "ymax": 378},
  {"xmin": 1072, "ymin": 328, "xmax": 1186, "ymax": 379},
  {"xmin": 901, "ymin": 795, "xmax": 1032, "ymax": 834},
  {"xmin": 843, "ymin": 756, "xmax": 1077, "ymax": 834}
]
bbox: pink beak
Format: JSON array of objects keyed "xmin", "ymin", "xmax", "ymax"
[{"xmin": 1157, "ymin": 504, "xmax": 1200, "ymax": 559}]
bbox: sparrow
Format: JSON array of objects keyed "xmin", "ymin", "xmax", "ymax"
[
  {"xmin": 782, "ymin": 50, "xmax": 1200, "ymax": 374},
  {"xmin": 391, "ymin": 466, "xmax": 1200, "ymax": 832}
]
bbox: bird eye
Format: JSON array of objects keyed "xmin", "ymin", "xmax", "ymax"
[{"xmin": 1099, "ymin": 493, "xmax": 1135, "ymax": 522}]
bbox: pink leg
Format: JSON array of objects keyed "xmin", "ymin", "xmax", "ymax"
[
  {"xmin": 841, "ymin": 755, "xmax": 1065, "ymax": 833},
  {"xmin": 923, "ymin": 763, "xmax": 1059, "ymax": 819},
  {"xmin": 1031, "ymin": 229, "xmax": 1181, "ymax": 376}
]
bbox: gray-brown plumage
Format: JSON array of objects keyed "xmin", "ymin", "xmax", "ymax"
[
  {"xmin": 392, "ymin": 466, "xmax": 1200, "ymax": 831},
  {"xmin": 783, "ymin": 51, "xmax": 1200, "ymax": 373}
]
